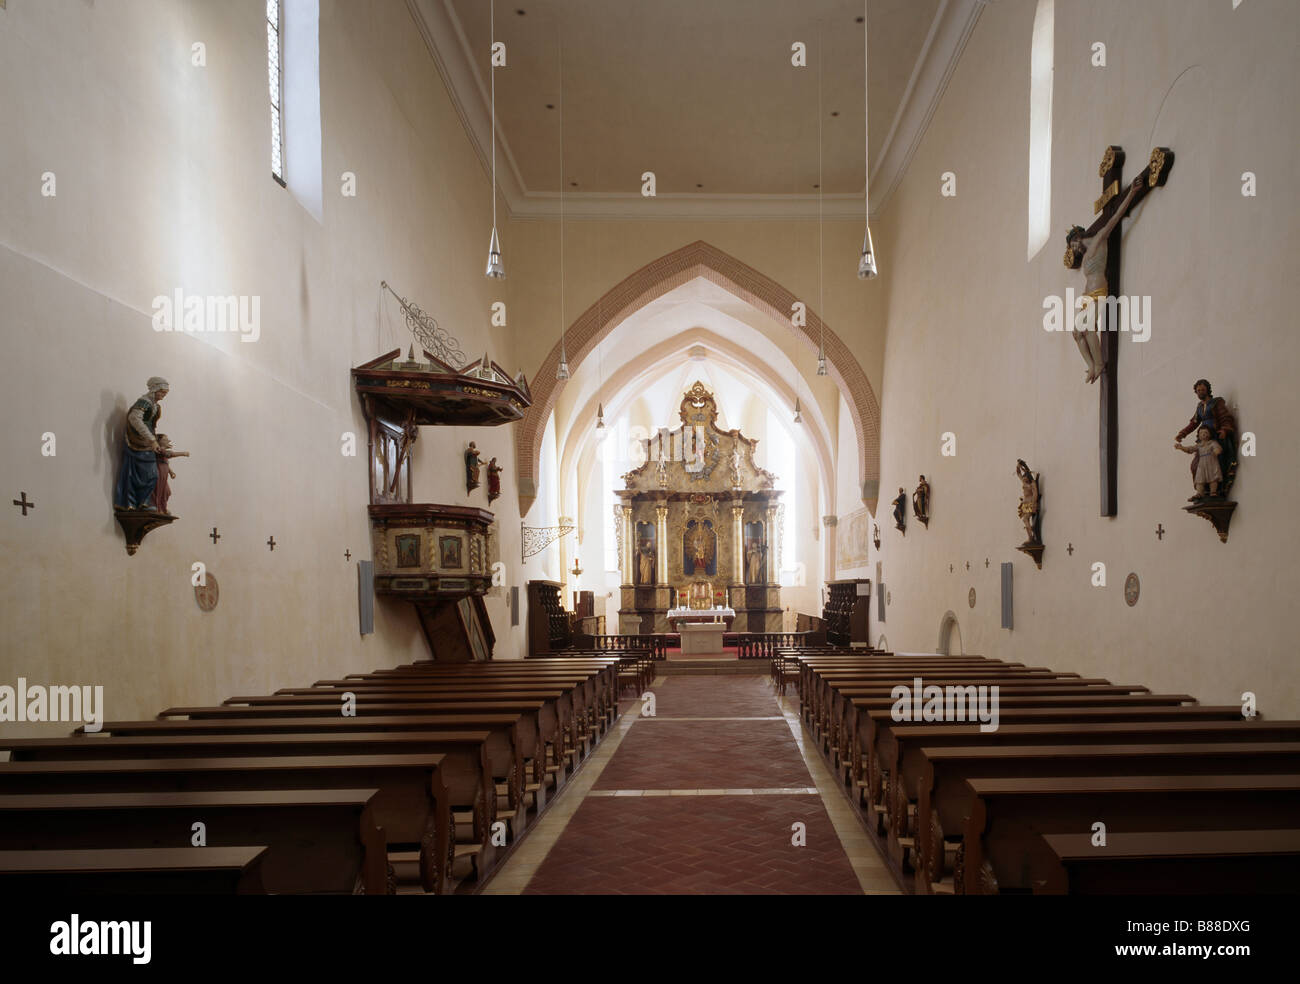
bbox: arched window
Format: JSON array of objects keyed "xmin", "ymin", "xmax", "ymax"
[{"xmin": 1026, "ymin": 0, "xmax": 1054, "ymax": 260}]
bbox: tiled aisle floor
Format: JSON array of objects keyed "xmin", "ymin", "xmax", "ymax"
[{"xmin": 481, "ymin": 675, "xmax": 901, "ymax": 895}]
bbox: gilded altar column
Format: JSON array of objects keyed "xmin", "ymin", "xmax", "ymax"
[
  {"xmin": 731, "ymin": 503, "xmax": 744, "ymax": 583},
  {"xmin": 765, "ymin": 503, "xmax": 779, "ymax": 583},
  {"xmin": 621, "ymin": 505, "xmax": 633, "ymax": 585},
  {"xmin": 655, "ymin": 503, "xmax": 669, "ymax": 586}
]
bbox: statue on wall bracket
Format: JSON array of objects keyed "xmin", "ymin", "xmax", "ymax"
[
  {"xmin": 872, "ymin": 524, "xmax": 881, "ymax": 551},
  {"xmin": 1014, "ymin": 458, "xmax": 1044, "ymax": 569},
  {"xmin": 891, "ymin": 488, "xmax": 906, "ymax": 535},
  {"xmin": 1174, "ymin": 378, "xmax": 1238, "ymax": 542},
  {"xmin": 465, "ymin": 441, "xmax": 481, "ymax": 494},
  {"xmin": 912, "ymin": 475, "xmax": 931, "ymax": 529},
  {"xmin": 113, "ymin": 376, "xmax": 180, "ymax": 555},
  {"xmin": 487, "ymin": 457, "xmax": 503, "ymax": 503}
]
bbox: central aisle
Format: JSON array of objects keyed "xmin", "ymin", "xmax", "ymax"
[{"xmin": 482, "ymin": 674, "xmax": 901, "ymax": 895}]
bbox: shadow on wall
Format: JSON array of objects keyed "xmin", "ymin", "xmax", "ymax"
[{"xmin": 95, "ymin": 389, "xmax": 127, "ymax": 532}]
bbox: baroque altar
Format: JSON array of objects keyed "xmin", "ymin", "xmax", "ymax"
[{"xmin": 615, "ymin": 382, "xmax": 783, "ymax": 634}]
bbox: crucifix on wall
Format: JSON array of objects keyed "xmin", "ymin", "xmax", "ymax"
[{"xmin": 1064, "ymin": 145, "xmax": 1173, "ymax": 517}]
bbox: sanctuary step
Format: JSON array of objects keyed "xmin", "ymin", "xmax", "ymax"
[{"xmin": 658, "ymin": 657, "xmax": 771, "ymax": 676}]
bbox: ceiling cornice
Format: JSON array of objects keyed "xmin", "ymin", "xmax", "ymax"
[
  {"xmin": 408, "ymin": 0, "xmax": 985, "ymax": 221},
  {"xmin": 866, "ymin": 0, "xmax": 986, "ymax": 215}
]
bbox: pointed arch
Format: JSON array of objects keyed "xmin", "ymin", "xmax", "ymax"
[{"xmin": 514, "ymin": 240, "xmax": 881, "ymax": 514}]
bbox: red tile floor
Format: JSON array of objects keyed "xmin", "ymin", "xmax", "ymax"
[{"xmin": 485, "ymin": 674, "xmax": 895, "ymax": 895}]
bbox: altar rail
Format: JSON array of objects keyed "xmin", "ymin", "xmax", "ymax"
[
  {"xmin": 730, "ymin": 631, "xmax": 813, "ymax": 660},
  {"xmin": 575, "ymin": 633, "xmax": 673, "ymax": 661}
]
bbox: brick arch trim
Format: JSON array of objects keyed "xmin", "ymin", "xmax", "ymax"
[{"xmin": 514, "ymin": 239, "xmax": 881, "ymax": 514}]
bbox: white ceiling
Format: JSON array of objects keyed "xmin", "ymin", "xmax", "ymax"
[{"xmin": 410, "ymin": 0, "xmax": 987, "ymax": 217}]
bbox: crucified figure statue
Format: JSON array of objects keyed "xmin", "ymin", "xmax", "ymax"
[{"xmin": 1065, "ymin": 174, "xmax": 1144, "ymax": 384}]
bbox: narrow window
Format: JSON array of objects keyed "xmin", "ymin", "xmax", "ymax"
[
  {"xmin": 1026, "ymin": 0, "xmax": 1054, "ymax": 260},
  {"xmin": 268, "ymin": 0, "xmax": 285, "ymax": 185}
]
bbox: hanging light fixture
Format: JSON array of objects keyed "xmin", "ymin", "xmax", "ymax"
[
  {"xmin": 817, "ymin": 27, "xmax": 829, "ymax": 376},
  {"xmin": 555, "ymin": 27, "xmax": 571, "ymax": 381},
  {"xmin": 596, "ymin": 402, "xmax": 606, "ymax": 429},
  {"xmin": 793, "ymin": 398, "xmax": 803, "ymax": 424},
  {"xmin": 485, "ymin": 0, "xmax": 505, "ymax": 279},
  {"xmin": 858, "ymin": 1, "xmax": 878, "ymax": 280}
]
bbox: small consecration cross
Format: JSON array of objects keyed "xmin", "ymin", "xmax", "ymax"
[
  {"xmin": 344, "ymin": 549, "xmax": 352, "ymax": 561},
  {"xmin": 210, "ymin": 527, "xmax": 221, "ymax": 545},
  {"xmin": 1155, "ymin": 523, "xmax": 1165, "ymax": 541},
  {"xmin": 266, "ymin": 536, "xmax": 277, "ymax": 551},
  {"xmin": 12, "ymin": 492, "xmax": 34, "ymax": 516},
  {"xmin": 1067, "ymin": 542, "xmax": 1075, "ymax": 555}
]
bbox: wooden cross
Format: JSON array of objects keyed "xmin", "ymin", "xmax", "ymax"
[
  {"xmin": 209, "ymin": 527, "xmax": 221, "ymax": 544},
  {"xmin": 984, "ymin": 558, "xmax": 989, "ymax": 568},
  {"xmin": 1071, "ymin": 145, "xmax": 1173, "ymax": 517},
  {"xmin": 344, "ymin": 549, "xmax": 352, "ymax": 561},
  {"xmin": 1067, "ymin": 542, "xmax": 1074, "ymax": 555},
  {"xmin": 965, "ymin": 561, "xmax": 970, "ymax": 571},
  {"xmin": 12, "ymin": 492, "xmax": 34, "ymax": 516},
  {"xmin": 266, "ymin": 536, "xmax": 277, "ymax": 551},
  {"xmin": 1155, "ymin": 523, "xmax": 1165, "ymax": 541}
]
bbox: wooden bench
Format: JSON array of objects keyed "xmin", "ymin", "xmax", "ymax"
[
  {"xmin": 1, "ymin": 730, "xmax": 499, "ymax": 877},
  {"xmin": 915, "ymin": 739, "xmax": 1300, "ymax": 893},
  {"xmin": 962, "ymin": 774, "xmax": 1300, "ymax": 894},
  {"xmin": 0, "ymin": 789, "xmax": 388, "ymax": 894},
  {"xmin": 1037, "ymin": 829, "xmax": 1300, "ymax": 894},
  {"xmin": 0, "ymin": 752, "xmax": 453, "ymax": 894},
  {"xmin": 0, "ymin": 846, "xmax": 270, "ymax": 895}
]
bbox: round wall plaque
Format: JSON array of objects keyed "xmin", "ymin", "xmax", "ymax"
[
  {"xmin": 195, "ymin": 572, "xmax": 219, "ymax": 612},
  {"xmin": 1124, "ymin": 572, "xmax": 1140, "ymax": 607},
  {"xmin": 968, "ymin": 587, "xmax": 976, "ymax": 608}
]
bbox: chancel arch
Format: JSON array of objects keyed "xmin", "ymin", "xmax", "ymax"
[{"xmin": 514, "ymin": 240, "xmax": 881, "ymax": 515}]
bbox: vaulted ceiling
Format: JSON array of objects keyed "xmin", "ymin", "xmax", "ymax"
[{"xmin": 410, "ymin": 0, "xmax": 984, "ymax": 217}]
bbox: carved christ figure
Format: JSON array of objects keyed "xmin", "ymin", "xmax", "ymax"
[{"xmin": 1065, "ymin": 174, "xmax": 1144, "ymax": 384}]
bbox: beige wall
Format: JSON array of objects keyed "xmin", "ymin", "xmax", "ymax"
[
  {"xmin": 0, "ymin": 0, "xmax": 526, "ymax": 735},
  {"xmin": 856, "ymin": 0, "xmax": 1300, "ymax": 712}
]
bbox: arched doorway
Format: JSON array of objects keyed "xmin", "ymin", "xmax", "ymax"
[{"xmin": 937, "ymin": 611, "xmax": 963, "ymax": 656}]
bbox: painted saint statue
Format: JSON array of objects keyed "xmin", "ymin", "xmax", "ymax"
[
  {"xmin": 150, "ymin": 433, "xmax": 190, "ymax": 515},
  {"xmin": 114, "ymin": 377, "xmax": 169, "ymax": 511}
]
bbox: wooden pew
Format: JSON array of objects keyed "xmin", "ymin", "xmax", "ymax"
[
  {"xmin": 0, "ymin": 846, "xmax": 270, "ymax": 895},
  {"xmin": 0, "ymin": 753, "xmax": 453, "ymax": 894},
  {"xmin": 0, "ymin": 790, "xmax": 388, "ymax": 894},
  {"xmin": 1037, "ymin": 829, "xmax": 1300, "ymax": 894},
  {"xmin": 915, "ymin": 739, "xmax": 1300, "ymax": 893},
  {"xmin": 1, "ymin": 730, "xmax": 500, "ymax": 875},
  {"xmin": 161, "ymin": 700, "xmax": 554, "ymax": 814},
  {"xmin": 274, "ymin": 683, "xmax": 587, "ymax": 761},
  {"xmin": 84, "ymin": 714, "xmax": 526, "ymax": 833},
  {"xmin": 961, "ymin": 774, "xmax": 1300, "ymax": 894},
  {"xmin": 208, "ymin": 695, "xmax": 563, "ymax": 804}
]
